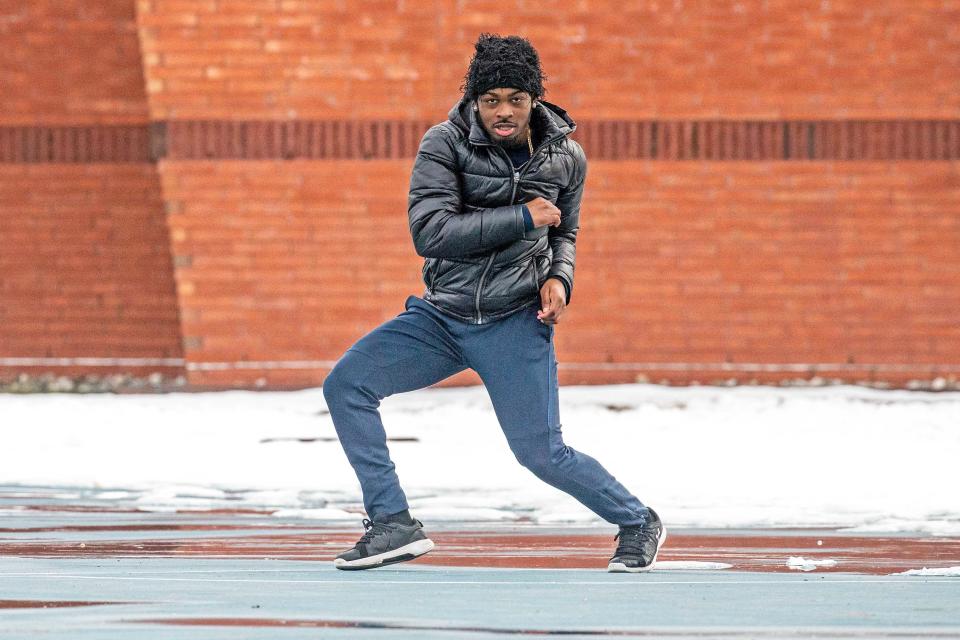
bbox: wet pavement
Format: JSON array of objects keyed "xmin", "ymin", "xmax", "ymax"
[{"xmin": 1, "ymin": 485, "xmax": 959, "ymax": 639}]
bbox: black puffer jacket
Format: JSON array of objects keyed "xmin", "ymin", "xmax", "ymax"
[{"xmin": 407, "ymin": 96, "xmax": 585, "ymax": 324}]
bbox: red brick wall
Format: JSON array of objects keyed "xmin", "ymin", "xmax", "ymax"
[
  {"xmin": 0, "ymin": 1, "xmax": 149, "ymax": 124},
  {"xmin": 162, "ymin": 158, "xmax": 960, "ymax": 388},
  {"xmin": 2, "ymin": 1, "xmax": 959, "ymax": 388},
  {"xmin": 162, "ymin": 160, "xmax": 417, "ymax": 387},
  {"xmin": 135, "ymin": 0, "xmax": 959, "ymax": 120},
  {"xmin": 0, "ymin": 165, "xmax": 183, "ymax": 372},
  {"xmin": 569, "ymin": 161, "xmax": 960, "ymax": 386},
  {"xmin": 0, "ymin": 1, "xmax": 183, "ymax": 380}
]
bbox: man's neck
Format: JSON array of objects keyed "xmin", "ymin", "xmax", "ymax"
[{"xmin": 496, "ymin": 137, "xmax": 527, "ymax": 151}]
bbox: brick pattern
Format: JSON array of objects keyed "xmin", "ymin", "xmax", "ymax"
[
  {"xmin": 135, "ymin": 0, "xmax": 960, "ymax": 120},
  {"xmin": 577, "ymin": 120, "xmax": 960, "ymax": 161},
  {"xmin": 0, "ymin": 1, "xmax": 183, "ymax": 381},
  {"xmin": 6, "ymin": 120, "xmax": 959, "ymax": 163},
  {"xmin": 0, "ymin": 125, "xmax": 159, "ymax": 163},
  {"xmin": 0, "ymin": 1, "xmax": 149, "ymax": 125},
  {"xmin": 162, "ymin": 160, "xmax": 417, "ymax": 387},
  {"xmin": 165, "ymin": 159, "xmax": 960, "ymax": 388},
  {"xmin": 563, "ymin": 161, "xmax": 960, "ymax": 385},
  {"xmin": 0, "ymin": 165, "xmax": 183, "ymax": 372},
  {"xmin": 132, "ymin": 0, "xmax": 960, "ymax": 387},
  {"xmin": 164, "ymin": 119, "xmax": 960, "ymax": 161},
  {"xmin": 163, "ymin": 119, "xmax": 433, "ymax": 160},
  {"xmin": 3, "ymin": 0, "xmax": 959, "ymax": 388}
]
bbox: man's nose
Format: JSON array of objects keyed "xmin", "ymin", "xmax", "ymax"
[{"xmin": 495, "ymin": 103, "xmax": 514, "ymax": 119}]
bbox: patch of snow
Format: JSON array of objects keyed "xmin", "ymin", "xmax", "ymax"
[
  {"xmin": 894, "ymin": 566, "xmax": 960, "ymax": 577},
  {"xmin": 95, "ymin": 490, "xmax": 137, "ymax": 500},
  {"xmin": 271, "ymin": 508, "xmax": 356, "ymax": 520},
  {"xmin": 787, "ymin": 556, "xmax": 839, "ymax": 571},
  {"xmin": 1, "ymin": 384, "xmax": 958, "ymax": 531},
  {"xmin": 655, "ymin": 561, "xmax": 732, "ymax": 571},
  {"xmin": 840, "ymin": 518, "xmax": 960, "ymax": 536}
]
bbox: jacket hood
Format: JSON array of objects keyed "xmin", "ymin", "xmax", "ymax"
[{"xmin": 447, "ymin": 95, "xmax": 577, "ymax": 147}]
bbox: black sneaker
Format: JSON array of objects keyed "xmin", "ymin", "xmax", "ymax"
[
  {"xmin": 607, "ymin": 508, "xmax": 667, "ymax": 573},
  {"xmin": 334, "ymin": 518, "xmax": 435, "ymax": 571}
]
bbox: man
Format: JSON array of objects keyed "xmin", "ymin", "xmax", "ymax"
[{"xmin": 323, "ymin": 34, "xmax": 665, "ymax": 573}]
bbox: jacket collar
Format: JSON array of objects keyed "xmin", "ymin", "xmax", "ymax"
[{"xmin": 447, "ymin": 96, "xmax": 577, "ymax": 150}]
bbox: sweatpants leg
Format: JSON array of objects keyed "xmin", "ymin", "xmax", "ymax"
[
  {"xmin": 323, "ymin": 296, "xmax": 467, "ymax": 521},
  {"xmin": 466, "ymin": 303, "xmax": 650, "ymax": 527}
]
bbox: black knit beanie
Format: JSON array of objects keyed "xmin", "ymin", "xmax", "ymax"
[{"xmin": 461, "ymin": 33, "xmax": 546, "ymax": 99}]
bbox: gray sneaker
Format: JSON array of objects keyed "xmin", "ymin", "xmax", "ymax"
[
  {"xmin": 334, "ymin": 518, "xmax": 435, "ymax": 571},
  {"xmin": 607, "ymin": 508, "xmax": 667, "ymax": 573}
]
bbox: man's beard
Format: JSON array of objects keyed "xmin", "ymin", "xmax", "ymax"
[{"xmin": 491, "ymin": 130, "xmax": 527, "ymax": 150}]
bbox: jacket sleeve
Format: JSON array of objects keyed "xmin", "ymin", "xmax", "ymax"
[
  {"xmin": 408, "ymin": 125, "xmax": 526, "ymax": 259},
  {"xmin": 547, "ymin": 140, "xmax": 586, "ymax": 304}
]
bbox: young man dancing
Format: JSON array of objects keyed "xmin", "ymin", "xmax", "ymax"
[{"xmin": 323, "ymin": 34, "xmax": 665, "ymax": 573}]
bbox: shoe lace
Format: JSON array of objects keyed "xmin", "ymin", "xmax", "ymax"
[
  {"xmin": 613, "ymin": 525, "xmax": 658, "ymax": 557},
  {"xmin": 357, "ymin": 518, "xmax": 391, "ymax": 545}
]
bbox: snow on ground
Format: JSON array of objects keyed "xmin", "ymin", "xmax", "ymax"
[
  {"xmin": 654, "ymin": 561, "xmax": 732, "ymax": 571},
  {"xmin": 1, "ymin": 384, "xmax": 958, "ymax": 533},
  {"xmin": 787, "ymin": 556, "xmax": 839, "ymax": 571},
  {"xmin": 895, "ymin": 566, "xmax": 960, "ymax": 576}
]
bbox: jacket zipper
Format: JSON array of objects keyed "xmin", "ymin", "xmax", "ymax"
[
  {"xmin": 428, "ymin": 258, "xmax": 442, "ymax": 294},
  {"xmin": 474, "ymin": 168, "xmax": 520, "ymax": 323},
  {"xmin": 470, "ymin": 121, "xmax": 565, "ymax": 324}
]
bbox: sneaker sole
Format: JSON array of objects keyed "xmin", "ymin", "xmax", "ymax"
[
  {"xmin": 607, "ymin": 525, "xmax": 667, "ymax": 574},
  {"xmin": 334, "ymin": 538, "xmax": 435, "ymax": 571}
]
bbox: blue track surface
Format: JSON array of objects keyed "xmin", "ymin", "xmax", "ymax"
[
  {"xmin": 2, "ymin": 486, "xmax": 959, "ymax": 638},
  {"xmin": 3, "ymin": 556, "xmax": 959, "ymax": 639}
]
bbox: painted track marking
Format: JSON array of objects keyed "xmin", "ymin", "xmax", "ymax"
[{"xmin": 3, "ymin": 572, "xmax": 955, "ymax": 586}]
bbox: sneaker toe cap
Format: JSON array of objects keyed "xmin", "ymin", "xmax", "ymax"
[
  {"xmin": 609, "ymin": 555, "xmax": 650, "ymax": 568},
  {"xmin": 336, "ymin": 548, "xmax": 364, "ymax": 562}
]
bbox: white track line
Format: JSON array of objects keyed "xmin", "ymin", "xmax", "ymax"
[{"xmin": 2, "ymin": 572, "xmax": 954, "ymax": 586}]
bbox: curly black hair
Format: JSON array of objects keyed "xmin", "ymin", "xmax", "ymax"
[{"xmin": 460, "ymin": 33, "xmax": 546, "ymax": 99}]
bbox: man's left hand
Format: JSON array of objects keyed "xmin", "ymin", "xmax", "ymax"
[{"xmin": 537, "ymin": 277, "xmax": 567, "ymax": 325}]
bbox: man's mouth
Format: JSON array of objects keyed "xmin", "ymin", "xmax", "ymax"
[{"xmin": 493, "ymin": 123, "xmax": 517, "ymax": 136}]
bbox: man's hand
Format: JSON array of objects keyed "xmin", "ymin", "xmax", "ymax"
[
  {"xmin": 537, "ymin": 277, "xmax": 567, "ymax": 325},
  {"xmin": 526, "ymin": 197, "xmax": 561, "ymax": 228}
]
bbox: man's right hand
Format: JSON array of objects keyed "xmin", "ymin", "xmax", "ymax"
[{"xmin": 526, "ymin": 197, "xmax": 561, "ymax": 228}]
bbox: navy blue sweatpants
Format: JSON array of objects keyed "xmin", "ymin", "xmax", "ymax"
[{"xmin": 322, "ymin": 295, "xmax": 649, "ymax": 526}]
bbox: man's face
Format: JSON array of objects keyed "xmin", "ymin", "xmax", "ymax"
[{"xmin": 476, "ymin": 88, "xmax": 534, "ymax": 149}]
